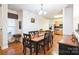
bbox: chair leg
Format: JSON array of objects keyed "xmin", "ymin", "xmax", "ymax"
[
  {"xmin": 51, "ymin": 41, "xmax": 53, "ymax": 48},
  {"xmin": 47, "ymin": 43, "xmax": 50, "ymax": 50},
  {"xmin": 30, "ymin": 48, "xmax": 32, "ymax": 55},
  {"xmin": 34, "ymin": 48, "xmax": 36, "ymax": 52},
  {"xmin": 50, "ymin": 43, "xmax": 52, "ymax": 48},
  {"xmin": 23, "ymin": 47, "xmax": 26, "ymax": 55},
  {"xmin": 44, "ymin": 46, "xmax": 46, "ymax": 54}
]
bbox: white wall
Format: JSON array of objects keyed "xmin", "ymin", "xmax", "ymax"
[
  {"xmin": 22, "ymin": 10, "xmax": 39, "ymax": 33},
  {"xmin": 0, "ymin": 6, "xmax": 2, "ymax": 47},
  {"xmin": 73, "ymin": 17, "xmax": 79, "ymax": 30},
  {"xmin": 39, "ymin": 17, "xmax": 49, "ymax": 30},
  {"xmin": 73, "ymin": 4, "xmax": 79, "ymax": 31},
  {"xmin": 74, "ymin": 4, "xmax": 79, "ymax": 18},
  {"xmin": 22, "ymin": 10, "xmax": 50, "ymax": 33},
  {"xmin": 63, "ymin": 5, "xmax": 73, "ymax": 35},
  {"xmin": 0, "ymin": 4, "xmax": 8, "ymax": 49},
  {"xmin": 0, "ymin": 7, "xmax": 2, "ymax": 28},
  {"xmin": 17, "ymin": 10, "xmax": 23, "ymax": 34}
]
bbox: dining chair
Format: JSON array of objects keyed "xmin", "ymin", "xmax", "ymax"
[
  {"xmin": 44, "ymin": 32, "xmax": 50, "ymax": 50},
  {"xmin": 38, "ymin": 31, "xmax": 53, "ymax": 54},
  {"xmin": 38, "ymin": 32, "xmax": 49, "ymax": 54},
  {"xmin": 48, "ymin": 31, "xmax": 53, "ymax": 49},
  {"xmin": 23, "ymin": 33, "xmax": 35, "ymax": 55}
]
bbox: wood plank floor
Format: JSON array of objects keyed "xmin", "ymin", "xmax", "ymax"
[{"xmin": 0, "ymin": 34, "xmax": 63, "ymax": 55}]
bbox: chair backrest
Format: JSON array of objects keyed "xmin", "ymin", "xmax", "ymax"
[
  {"xmin": 29, "ymin": 31, "xmax": 35, "ymax": 35},
  {"xmin": 23, "ymin": 33, "xmax": 31, "ymax": 47},
  {"xmin": 29, "ymin": 31, "xmax": 35, "ymax": 37},
  {"xmin": 23, "ymin": 33, "xmax": 31, "ymax": 40},
  {"xmin": 44, "ymin": 33, "xmax": 49, "ymax": 39},
  {"xmin": 29, "ymin": 31, "xmax": 39, "ymax": 37},
  {"xmin": 44, "ymin": 32, "xmax": 53, "ymax": 43},
  {"xmin": 48, "ymin": 31, "xmax": 53, "ymax": 40},
  {"xmin": 34, "ymin": 31, "xmax": 39, "ymax": 36}
]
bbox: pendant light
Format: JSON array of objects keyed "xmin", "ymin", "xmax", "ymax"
[{"xmin": 39, "ymin": 4, "xmax": 47, "ymax": 15}]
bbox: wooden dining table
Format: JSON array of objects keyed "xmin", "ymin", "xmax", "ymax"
[
  {"xmin": 30, "ymin": 31, "xmax": 53, "ymax": 54},
  {"xmin": 30, "ymin": 35, "xmax": 44, "ymax": 55}
]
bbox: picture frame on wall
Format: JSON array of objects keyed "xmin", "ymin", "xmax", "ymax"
[
  {"xmin": 19, "ymin": 21, "xmax": 21, "ymax": 29},
  {"xmin": 31, "ymin": 18, "xmax": 35, "ymax": 23}
]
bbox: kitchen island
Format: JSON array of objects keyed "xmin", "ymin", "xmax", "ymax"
[{"xmin": 59, "ymin": 35, "xmax": 79, "ymax": 55}]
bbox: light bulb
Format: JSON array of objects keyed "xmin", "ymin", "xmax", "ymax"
[
  {"xmin": 39, "ymin": 10, "xmax": 43, "ymax": 15},
  {"xmin": 44, "ymin": 11, "xmax": 47, "ymax": 15}
]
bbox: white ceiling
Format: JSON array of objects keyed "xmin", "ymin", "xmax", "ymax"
[{"xmin": 8, "ymin": 4, "xmax": 69, "ymax": 19}]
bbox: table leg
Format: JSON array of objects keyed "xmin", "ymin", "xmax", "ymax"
[{"xmin": 35, "ymin": 43, "xmax": 38, "ymax": 55}]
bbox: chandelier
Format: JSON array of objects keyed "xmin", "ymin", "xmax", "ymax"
[{"xmin": 38, "ymin": 4, "xmax": 47, "ymax": 15}]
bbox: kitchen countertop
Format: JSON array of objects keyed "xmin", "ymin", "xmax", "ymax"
[{"xmin": 59, "ymin": 35, "xmax": 78, "ymax": 46}]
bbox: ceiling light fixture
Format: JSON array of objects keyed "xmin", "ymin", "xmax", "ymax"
[
  {"xmin": 53, "ymin": 15, "xmax": 63, "ymax": 18},
  {"xmin": 39, "ymin": 4, "xmax": 47, "ymax": 15}
]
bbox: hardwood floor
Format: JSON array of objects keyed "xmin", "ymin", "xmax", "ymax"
[
  {"xmin": 0, "ymin": 34, "xmax": 63, "ymax": 55},
  {"xmin": 0, "ymin": 42, "xmax": 23, "ymax": 55},
  {"xmin": 52, "ymin": 34, "xmax": 63, "ymax": 54}
]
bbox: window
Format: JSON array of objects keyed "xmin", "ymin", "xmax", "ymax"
[{"xmin": 7, "ymin": 18, "xmax": 16, "ymax": 35}]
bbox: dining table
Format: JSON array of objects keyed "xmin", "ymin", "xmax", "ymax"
[
  {"xmin": 30, "ymin": 34, "xmax": 44, "ymax": 55},
  {"xmin": 23, "ymin": 31, "xmax": 53, "ymax": 55}
]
